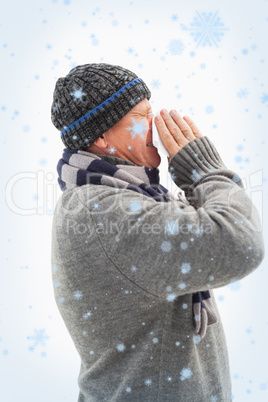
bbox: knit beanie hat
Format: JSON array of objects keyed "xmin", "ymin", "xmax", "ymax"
[{"xmin": 51, "ymin": 63, "xmax": 151, "ymax": 150}]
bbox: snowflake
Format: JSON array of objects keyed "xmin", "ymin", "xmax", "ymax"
[
  {"xmin": 193, "ymin": 335, "xmax": 202, "ymax": 344},
  {"xmin": 128, "ymin": 200, "xmax": 142, "ymax": 212},
  {"xmin": 168, "ymin": 39, "xmax": 185, "ymax": 55},
  {"xmin": 144, "ymin": 378, "xmax": 152, "ymax": 386},
  {"xmin": 181, "ymin": 11, "xmax": 228, "ymax": 48},
  {"xmin": 236, "ymin": 144, "xmax": 244, "ymax": 152},
  {"xmin": 211, "ymin": 396, "xmax": 218, "ymax": 402},
  {"xmin": 191, "ymin": 169, "xmax": 202, "ymax": 182},
  {"xmin": 161, "ymin": 241, "xmax": 172, "ymax": 252},
  {"xmin": 131, "ymin": 265, "xmax": 137, "ymax": 272},
  {"xmin": 171, "ymin": 14, "xmax": 179, "ymax": 22},
  {"xmin": 150, "ymin": 79, "xmax": 161, "ymax": 90},
  {"xmin": 126, "ymin": 118, "xmax": 147, "ymax": 139},
  {"xmin": 70, "ymin": 87, "xmax": 86, "ymax": 101},
  {"xmin": 237, "ymin": 88, "xmax": 249, "ymax": 99},
  {"xmin": 116, "ymin": 343, "xmax": 126, "ymax": 352},
  {"xmin": 166, "ymin": 293, "xmax": 176, "ymax": 302},
  {"xmin": 26, "ymin": 329, "xmax": 50, "ymax": 350},
  {"xmin": 73, "ymin": 290, "xmax": 83, "ymax": 300},
  {"xmin": 167, "ymin": 376, "xmax": 172, "ymax": 381},
  {"xmin": 234, "ymin": 155, "xmax": 243, "ymax": 163},
  {"xmin": 261, "ymin": 93, "xmax": 268, "ymax": 105},
  {"xmin": 109, "ymin": 146, "xmax": 116, "ymax": 154},
  {"xmin": 232, "ymin": 174, "xmax": 241, "ymax": 183},
  {"xmin": 178, "ymin": 282, "xmax": 186, "ymax": 290},
  {"xmin": 180, "ymin": 367, "xmax": 193, "ymax": 381},
  {"xmin": 83, "ymin": 311, "xmax": 92, "ymax": 319},
  {"xmin": 152, "ymin": 337, "xmax": 158, "ymax": 344},
  {"xmin": 126, "ymin": 387, "xmax": 132, "ymax": 393},
  {"xmin": 127, "ymin": 47, "xmax": 135, "ymax": 54},
  {"xmin": 180, "ymin": 242, "xmax": 188, "ymax": 250},
  {"xmin": 180, "ymin": 262, "xmax": 192, "ymax": 274}
]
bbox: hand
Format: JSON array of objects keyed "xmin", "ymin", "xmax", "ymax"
[{"xmin": 154, "ymin": 109, "xmax": 203, "ymax": 163}]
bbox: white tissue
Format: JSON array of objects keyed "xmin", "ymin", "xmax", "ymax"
[{"xmin": 152, "ymin": 111, "xmax": 170, "ymax": 157}]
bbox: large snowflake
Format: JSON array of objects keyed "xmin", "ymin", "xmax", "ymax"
[
  {"xmin": 126, "ymin": 118, "xmax": 147, "ymax": 139},
  {"xmin": 181, "ymin": 11, "xmax": 228, "ymax": 48},
  {"xmin": 27, "ymin": 328, "xmax": 50, "ymax": 351}
]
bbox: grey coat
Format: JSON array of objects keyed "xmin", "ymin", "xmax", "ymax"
[{"xmin": 51, "ymin": 136, "xmax": 265, "ymax": 401}]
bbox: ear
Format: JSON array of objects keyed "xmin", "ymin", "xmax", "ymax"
[{"xmin": 93, "ymin": 133, "xmax": 109, "ymax": 150}]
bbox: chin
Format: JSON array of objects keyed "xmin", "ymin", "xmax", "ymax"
[{"xmin": 150, "ymin": 153, "xmax": 161, "ymax": 169}]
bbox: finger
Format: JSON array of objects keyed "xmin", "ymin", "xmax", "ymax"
[
  {"xmin": 154, "ymin": 115, "xmax": 180, "ymax": 158},
  {"xmin": 182, "ymin": 116, "xmax": 203, "ymax": 138},
  {"xmin": 168, "ymin": 110, "xmax": 196, "ymax": 141}
]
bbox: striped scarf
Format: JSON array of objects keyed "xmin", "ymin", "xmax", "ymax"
[{"xmin": 57, "ymin": 149, "xmax": 218, "ymax": 338}]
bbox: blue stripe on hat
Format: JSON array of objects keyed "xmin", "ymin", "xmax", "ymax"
[{"xmin": 61, "ymin": 77, "xmax": 144, "ymax": 137}]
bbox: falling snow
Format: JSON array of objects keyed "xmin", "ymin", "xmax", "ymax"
[
  {"xmin": 116, "ymin": 343, "xmax": 126, "ymax": 352},
  {"xmin": 181, "ymin": 11, "xmax": 228, "ymax": 48},
  {"xmin": 26, "ymin": 329, "xmax": 50, "ymax": 350},
  {"xmin": 70, "ymin": 87, "xmax": 86, "ymax": 100},
  {"xmin": 126, "ymin": 118, "xmax": 146, "ymax": 139},
  {"xmin": 167, "ymin": 39, "xmax": 185, "ymax": 55},
  {"xmin": 129, "ymin": 201, "xmax": 142, "ymax": 212},
  {"xmin": 144, "ymin": 378, "xmax": 152, "ymax": 386},
  {"xmin": 180, "ymin": 262, "xmax": 192, "ymax": 274},
  {"xmin": 180, "ymin": 367, "xmax": 193, "ymax": 381},
  {"xmin": 161, "ymin": 241, "xmax": 172, "ymax": 252},
  {"xmin": 150, "ymin": 79, "xmax": 161, "ymax": 89}
]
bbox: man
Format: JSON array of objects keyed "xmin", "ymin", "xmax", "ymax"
[{"xmin": 51, "ymin": 63, "xmax": 264, "ymax": 401}]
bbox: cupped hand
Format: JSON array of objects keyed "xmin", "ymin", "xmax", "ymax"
[{"xmin": 154, "ymin": 109, "xmax": 203, "ymax": 162}]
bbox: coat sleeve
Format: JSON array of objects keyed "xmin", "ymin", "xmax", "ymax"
[{"xmin": 75, "ymin": 135, "xmax": 265, "ymax": 299}]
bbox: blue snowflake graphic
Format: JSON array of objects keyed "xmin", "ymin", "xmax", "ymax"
[
  {"xmin": 73, "ymin": 290, "xmax": 83, "ymax": 300},
  {"xmin": 128, "ymin": 201, "xmax": 142, "ymax": 212},
  {"xmin": 261, "ymin": 93, "xmax": 268, "ymax": 105},
  {"xmin": 171, "ymin": 14, "xmax": 179, "ymax": 22},
  {"xmin": 144, "ymin": 378, "xmax": 152, "ymax": 386},
  {"xmin": 26, "ymin": 329, "xmax": 50, "ymax": 351},
  {"xmin": 70, "ymin": 87, "xmax": 86, "ymax": 101},
  {"xmin": 168, "ymin": 39, "xmax": 185, "ymax": 55},
  {"xmin": 161, "ymin": 241, "xmax": 172, "ymax": 252},
  {"xmin": 180, "ymin": 367, "xmax": 193, "ymax": 381},
  {"xmin": 166, "ymin": 293, "xmax": 177, "ymax": 302},
  {"xmin": 109, "ymin": 146, "xmax": 116, "ymax": 154},
  {"xmin": 150, "ymin": 79, "xmax": 161, "ymax": 89},
  {"xmin": 191, "ymin": 169, "xmax": 202, "ymax": 182},
  {"xmin": 180, "ymin": 262, "xmax": 192, "ymax": 274},
  {"xmin": 181, "ymin": 10, "xmax": 228, "ymax": 48},
  {"xmin": 237, "ymin": 88, "xmax": 249, "ymax": 99},
  {"xmin": 116, "ymin": 343, "xmax": 126, "ymax": 352},
  {"xmin": 126, "ymin": 118, "xmax": 147, "ymax": 139},
  {"xmin": 127, "ymin": 47, "xmax": 135, "ymax": 54}
]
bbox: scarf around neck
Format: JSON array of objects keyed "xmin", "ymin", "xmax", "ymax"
[{"xmin": 57, "ymin": 148, "xmax": 218, "ymax": 339}]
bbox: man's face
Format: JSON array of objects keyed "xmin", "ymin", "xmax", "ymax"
[{"xmin": 88, "ymin": 99, "xmax": 161, "ymax": 169}]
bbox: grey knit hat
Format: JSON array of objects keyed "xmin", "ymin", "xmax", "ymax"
[{"xmin": 51, "ymin": 63, "xmax": 151, "ymax": 150}]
